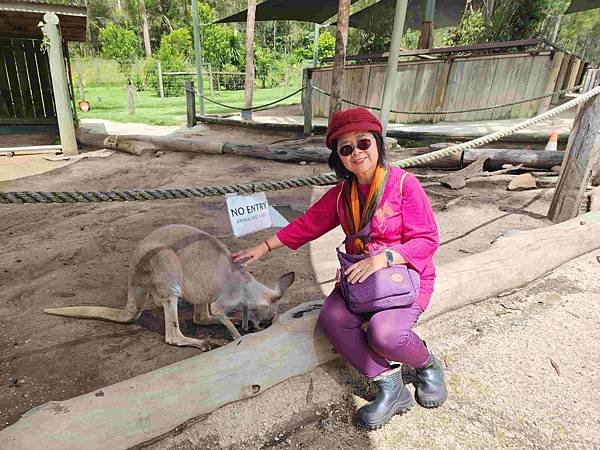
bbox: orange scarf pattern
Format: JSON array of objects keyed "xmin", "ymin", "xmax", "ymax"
[{"xmin": 344, "ymin": 164, "xmax": 388, "ymax": 254}]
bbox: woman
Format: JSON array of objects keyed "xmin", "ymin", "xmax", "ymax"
[{"xmin": 232, "ymin": 107, "xmax": 446, "ymax": 429}]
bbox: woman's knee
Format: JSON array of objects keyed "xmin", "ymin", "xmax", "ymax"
[{"xmin": 367, "ymin": 324, "xmax": 411, "ymax": 356}]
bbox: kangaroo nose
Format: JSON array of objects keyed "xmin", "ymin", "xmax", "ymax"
[{"xmin": 258, "ymin": 318, "xmax": 273, "ymax": 329}]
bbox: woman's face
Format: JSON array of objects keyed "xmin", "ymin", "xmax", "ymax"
[{"xmin": 336, "ymin": 130, "xmax": 379, "ymax": 182}]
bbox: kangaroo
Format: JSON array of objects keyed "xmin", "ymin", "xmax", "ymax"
[{"xmin": 44, "ymin": 224, "xmax": 295, "ymax": 350}]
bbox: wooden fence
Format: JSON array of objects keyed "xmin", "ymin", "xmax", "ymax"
[
  {"xmin": 307, "ymin": 50, "xmax": 582, "ymax": 123},
  {"xmin": 0, "ymin": 37, "xmax": 57, "ymax": 125}
]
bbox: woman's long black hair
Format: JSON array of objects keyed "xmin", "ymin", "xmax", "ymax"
[{"xmin": 327, "ymin": 132, "xmax": 387, "ymax": 181}]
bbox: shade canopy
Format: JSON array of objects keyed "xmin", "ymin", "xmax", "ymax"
[
  {"xmin": 565, "ymin": 0, "xmax": 600, "ymax": 13},
  {"xmin": 349, "ymin": 0, "xmax": 467, "ymax": 34},
  {"xmin": 0, "ymin": 0, "xmax": 87, "ymax": 42},
  {"xmin": 216, "ymin": 0, "xmax": 361, "ymax": 24}
]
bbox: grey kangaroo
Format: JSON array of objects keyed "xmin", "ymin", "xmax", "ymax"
[{"xmin": 44, "ymin": 224, "xmax": 295, "ymax": 349}]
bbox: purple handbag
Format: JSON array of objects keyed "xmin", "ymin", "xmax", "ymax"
[{"xmin": 336, "ymin": 237, "xmax": 420, "ymax": 314}]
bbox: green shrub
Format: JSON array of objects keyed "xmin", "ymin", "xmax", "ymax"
[{"xmin": 100, "ymin": 24, "xmax": 138, "ymax": 73}]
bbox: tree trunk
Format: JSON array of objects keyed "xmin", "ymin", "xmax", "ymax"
[
  {"xmin": 329, "ymin": 0, "xmax": 351, "ymax": 121},
  {"xmin": 244, "ymin": 0, "xmax": 257, "ymax": 110},
  {"xmin": 140, "ymin": 0, "xmax": 152, "ymax": 58},
  {"xmin": 4, "ymin": 212, "xmax": 600, "ymax": 449}
]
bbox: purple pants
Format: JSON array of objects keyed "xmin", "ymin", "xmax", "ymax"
[{"xmin": 318, "ymin": 288, "xmax": 430, "ymax": 379}]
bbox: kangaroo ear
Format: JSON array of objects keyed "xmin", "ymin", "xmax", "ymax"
[{"xmin": 273, "ymin": 272, "xmax": 295, "ymax": 300}]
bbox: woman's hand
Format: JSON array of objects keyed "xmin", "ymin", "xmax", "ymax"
[
  {"xmin": 345, "ymin": 253, "xmax": 387, "ymax": 284},
  {"xmin": 231, "ymin": 243, "xmax": 269, "ymax": 266}
]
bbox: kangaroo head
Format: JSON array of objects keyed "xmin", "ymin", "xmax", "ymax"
[{"xmin": 242, "ymin": 271, "xmax": 295, "ymax": 331}]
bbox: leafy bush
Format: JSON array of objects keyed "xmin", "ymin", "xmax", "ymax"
[
  {"xmin": 444, "ymin": 10, "xmax": 486, "ymax": 46},
  {"xmin": 100, "ymin": 24, "xmax": 138, "ymax": 72},
  {"xmin": 158, "ymin": 28, "xmax": 192, "ymax": 63},
  {"xmin": 197, "ymin": 3, "xmax": 244, "ymax": 70},
  {"xmin": 292, "ymin": 30, "xmax": 336, "ymax": 63}
]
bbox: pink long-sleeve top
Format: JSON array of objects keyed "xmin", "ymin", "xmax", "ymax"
[{"xmin": 277, "ymin": 166, "xmax": 440, "ymax": 310}]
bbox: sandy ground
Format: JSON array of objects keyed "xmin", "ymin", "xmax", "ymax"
[{"xmin": 1, "ymin": 121, "xmax": 599, "ymax": 448}]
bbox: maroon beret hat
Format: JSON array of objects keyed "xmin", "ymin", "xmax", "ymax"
[{"xmin": 325, "ymin": 107, "xmax": 383, "ymax": 150}]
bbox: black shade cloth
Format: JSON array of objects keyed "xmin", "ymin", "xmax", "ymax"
[
  {"xmin": 349, "ymin": 0, "xmax": 467, "ymax": 34},
  {"xmin": 216, "ymin": 0, "xmax": 361, "ymax": 24},
  {"xmin": 565, "ymin": 0, "xmax": 600, "ymax": 13}
]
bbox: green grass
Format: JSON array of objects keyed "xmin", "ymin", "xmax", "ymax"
[{"xmin": 78, "ymin": 85, "xmax": 302, "ymax": 126}]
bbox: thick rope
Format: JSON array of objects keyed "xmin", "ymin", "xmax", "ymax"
[
  {"xmin": 311, "ymin": 84, "xmax": 583, "ymax": 115},
  {"xmin": 186, "ymin": 86, "xmax": 304, "ymax": 112},
  {"xmin": 2, "ymin": 86, "xmax": 599, "ymax": 205}
]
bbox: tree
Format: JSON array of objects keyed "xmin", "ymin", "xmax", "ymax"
[
  {"xmin": 139, "ymin": 0, "xmax": 152, "ymax": 58},
  {"xmin": 100, "ymin": 24, "xmax": 139, "ymax": 71}
]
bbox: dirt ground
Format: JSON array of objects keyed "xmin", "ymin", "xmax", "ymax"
[{"xmin": 1, "ymin": 121, "xmax": 599, "ymax": 448}]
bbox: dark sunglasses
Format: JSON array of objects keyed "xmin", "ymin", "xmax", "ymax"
[{"xmin": 338, "ymin": 138, "xmax": 372, "ymax": 157}]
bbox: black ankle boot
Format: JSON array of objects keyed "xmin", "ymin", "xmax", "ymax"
[
  {"xmin": 356, "ymin": 367, "xmax": 414, "ymax": 429},
  {"xmin": 414, "ymin": 351, "xmax": 447, "ymax": 408}
]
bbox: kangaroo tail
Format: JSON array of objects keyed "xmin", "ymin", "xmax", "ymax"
[{"xmin": 43, "ymin": 306, "xmax": 138, "ymax": 323}]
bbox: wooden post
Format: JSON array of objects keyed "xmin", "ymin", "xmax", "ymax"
[
  {"xmin": 329, "ymin": 0, "xmax": 351, "ymax": 120},
  {"xmin": 244, "ymin": 0, "xmax": 257, "ymax": 120},
  {"xmin": 126, "ymin": 81, "xmax": 135, "ymax": 115},
  {"xmin": 303, "ymin": 69, "xmax": 313, "ymax": 136},
  {"xmin": 548, "ymin": 79, "xmax": 600, "ymax": 223},
  {"xmin": 76, "ymin": 63, "xmax": 85, "ymax": 101},
  {"xmin": 157, "ymin": 60, "xmax": 164, "ymax": 99},
  {"xmin": 380, "ymin": 0, "xmax": 409, "ymax": 135},
  {"xmin": 313, "ymin": 23, "xmax": 320, "ymax": 68},
  {"xmin": 208, "ymin": 63, "xmax": 214, "ymax": 97},
  {"xmin": 417, "ymin": 0, "xmax": 435, "ymax": 49},
  {"xmin": 186, "ymin": 80, "xmax": 197, "ymax": 127},
  {"xmin": 42, "ymin": 13, "xmax": 78, "ymax": 156},
  {"xmin": 191, "ymin": 0, "xmax": 205, "ymax": 114}
]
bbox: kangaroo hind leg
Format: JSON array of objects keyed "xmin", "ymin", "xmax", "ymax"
[{"xmin": 159, "ymin": 294, "xmax": 214, "ymax": 350}]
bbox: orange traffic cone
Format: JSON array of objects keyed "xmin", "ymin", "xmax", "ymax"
[{"xmin": 545, "ymin": 131, "xmax": 558, "ymax": 151}]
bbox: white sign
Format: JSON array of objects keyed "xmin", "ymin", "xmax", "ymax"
[{"xmin": 226, "ymin": 192, "xmax": 272, "ymax": 237}]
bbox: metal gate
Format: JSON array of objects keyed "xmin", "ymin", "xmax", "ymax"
[{"xmin": 0, "ymin": 36, "xmax": 56, "ymax": 125}]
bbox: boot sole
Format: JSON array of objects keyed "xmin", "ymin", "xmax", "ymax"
[
  {"xmin": 414, "ymin": 388, "xmax": 447, "ymax": 409},
  {"xmin": 358, "ymin": 396, "xmax": 415, "ymax": 430}
]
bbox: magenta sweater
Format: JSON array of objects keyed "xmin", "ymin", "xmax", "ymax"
[{"xmin": 277, "ymin": 166, "xmax": 439, "ymax": 310}]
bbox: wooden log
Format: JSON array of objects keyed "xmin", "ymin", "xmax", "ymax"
[
  {"xmin": 222, "ymin": 143, "xmax": 330, "ymax": 163},
  {"xmin": 549, "ymin": 81, "xmax": 600, "ymax": 223},
  {"xmin": 76, "ymin": 129, "xmax": 224, "ymax": 155},
  {"xmin": 423, "ymin": 211, "xmax": 600, "ymax": 321},
  {"xmin": 2, "ymin": 212, "xmax": 599, "ymax": 450},
  {"xmin": 76, "ymin": 129, "xmax": 158, "ymax": 156},
  {"xmin": 462, "ymin": 148, "xmax": 565, "ymax": 170}
]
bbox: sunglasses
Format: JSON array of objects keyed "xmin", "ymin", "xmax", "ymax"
[{"xmin": 338, "ymin": 138, "xmax": 372, "ymax": 157}]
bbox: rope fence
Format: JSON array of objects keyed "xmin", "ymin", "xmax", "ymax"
[
  {"xmin": 186, "ymin": 86, "xmax": 305, "ymax": 112},
  {"xmin": 2, "ymin": 85, "xmax": 599, "ymax": 205}
]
